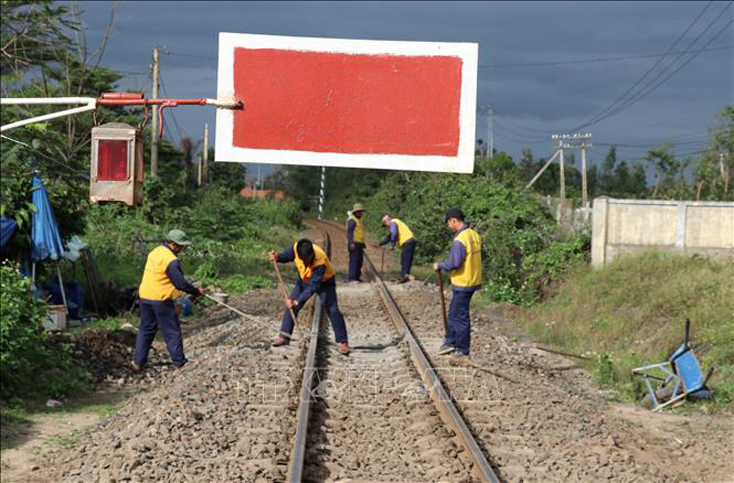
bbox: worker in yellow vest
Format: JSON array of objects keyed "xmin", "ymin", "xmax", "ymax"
[
  {"xmin": 372, "ymin": 214, "xmax": 416, "ymax": 283},
  {"xmin": 433, "ymin": 209, "xmax": 482, "ymax": 359},
  {"xmin": 346, "ymin": 203, "xmax": 367, "ymax": 283},
  {"xmin": 269, "ymin": 238, "xmax": 350, "ymax": 354},
  {"xmin": 132, "ymin": 229, "xmax": 204, "ymax": 371}
]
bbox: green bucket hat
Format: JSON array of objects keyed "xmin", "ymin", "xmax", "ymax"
[{"xmin": 167, "ymin": 229, "xmax": 192, "ymax": 246}]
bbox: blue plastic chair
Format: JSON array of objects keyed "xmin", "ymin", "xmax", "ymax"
[{"xmin": 632, "ymin": 319, "xmax": 714, "ymax": 412}]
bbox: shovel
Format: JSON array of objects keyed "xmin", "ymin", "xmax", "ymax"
[
  {"xmin": 437, "ymin": 270, "xmax": 448, "ymax": 333},
  {"xmin": 203, "ymin": 293, "xmax": 249, "ymax": 319},
  {"xmin": 202, "ymin": 293, "xmax": 274, "ymax": 344},
  {"xmin": 272, "ymin": 259, "xmax": 303, "ymax": 334}
]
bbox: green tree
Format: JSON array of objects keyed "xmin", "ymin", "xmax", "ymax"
[
  {"xmin": 476, "ymin": 151, "xmax": 522, "ymax": 187},
  {"xmin": 600, "ymin": 145, "xmax": 617, "ymax": 193},
  {"xmin": 587, "ymin": 164, "xmax": 599, "ymax": 197},
  {"xmin": 519, "ymin": 148, "xmax": 536, "ymax": 182},
  {"xmin": 629, "ymin": 163, "xmax": 648, "ymax": 197},
  {"xmin": 1, "ymin": 0, "xmax": 138, "ymax": 237},
  {"xmin": 614, "ymin": 160, "xmax": 631, "ymax": 195}
]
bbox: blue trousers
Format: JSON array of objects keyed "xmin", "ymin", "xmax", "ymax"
[
  {"xmin": 280, "ymin": 279, "xmax": 348, "ymax": 343},
  {"xmin": 134, "ymin": 300, "xmax": 187, "ymax": 367},
  {"xmin": 348, "ymin": 243, "xmax": 365, "ymax": 282},
  {"xmin": 444, "ymin": 289, "xmax": 476, "ymax": 355},
  {"xmin": 400, "ymin": 239, "xmax": 416, "ymax": 278}
]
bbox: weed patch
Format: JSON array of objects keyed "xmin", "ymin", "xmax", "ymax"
[{"xmin": 517, "ymin": 251, "xmax": 734, "ymax": 412}]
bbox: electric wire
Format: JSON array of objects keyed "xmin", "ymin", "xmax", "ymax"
[
  {"xmin": 569, "ymin": 1, "xmax": 733, "ymax": 131},
  {"xmin": 479, "ymin": 45, "xmax": 731, "ymax": 68},
  {"xmin": 157, "ymin": 70, "xmax": 188, "ymax": 147}
]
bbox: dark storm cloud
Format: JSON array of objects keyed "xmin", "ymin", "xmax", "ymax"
[{"xmin": 76, "ymin": 1, "xmax": 732, "ymax": 167}]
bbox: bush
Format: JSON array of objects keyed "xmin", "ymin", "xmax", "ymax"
[
  {"xmin": 0, "ymin": 262, "xmax": 90, "ymax": 400},
  {"xmin": 358, "ymin": 172, "xmax": 588, "ymax": 304},
  {"xmin": 521, "ymin": 251, "xmax": 734, "ymax": 409},
  {"xmin": 83, "ymin": 189, "xmax": 301, "ymax": 291}
]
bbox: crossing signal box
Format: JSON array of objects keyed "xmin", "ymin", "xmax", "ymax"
[{"xmin": 90, "ymin": 122, "xmax": 144, "ymax": 206}]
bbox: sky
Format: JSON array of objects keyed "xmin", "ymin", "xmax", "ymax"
[{"xmin": 76, "ymin": 1, "xmax": 734, "ymax": 177}]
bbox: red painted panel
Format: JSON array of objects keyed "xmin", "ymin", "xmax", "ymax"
[
  {"xmin": 97, "ymin": 139, "xmax": 128, "ymax": 181},
  {"xmin": 233, "ymin": 48, "xmax": 462, "ymax": 156}
]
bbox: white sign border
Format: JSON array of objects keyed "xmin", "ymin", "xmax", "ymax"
[{"xmin": 216, "ymin": 32, "xmax": 478, "ymax": 174}]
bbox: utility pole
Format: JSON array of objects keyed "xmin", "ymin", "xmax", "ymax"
[
  {"xmin": 552, "ymin": 133, "xmax": 592, "ymax": 222},
  {"xmin": 197, "ymin": 153, "xmax": 202, "ymax": 187},
  {"xmin": 203, "ymin": 123, "xmax": 209, "ymax": 187},
  {"xmin": 150, "ymin": 47, "xmax": 160, "ymax": 177},
  {"xmin": 558, "ymin": 137, "xmax": 566, "ymax": 201},
  {"xmin": 581, "ymin": 137, "xmax": 589, "ymax": 209},
  {"xmin": 482, "ymin": 105, "xmax": 494, "ymax": 158}
]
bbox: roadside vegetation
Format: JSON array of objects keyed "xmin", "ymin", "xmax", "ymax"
[
  {"xmin": 516, "ymin": 251, "xmax": 734, "ymax": 411},
  {"xmin": 0, "ymin": 1, "xmax": 302, "ymax": 413}
]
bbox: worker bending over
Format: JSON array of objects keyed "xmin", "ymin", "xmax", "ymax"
[
  {"xmin": 372, "ymin": 214, "xmax": 416, "ymax": 283},
  {"xmin": 269, "ymin": 238, "xmax": 350, "ymax": 355},
  {"xmin": 132, "ymin": 229, "xmax": 204, "ymax": 371},
  {"xmin": 433, "ymin": 209, "xmax": 482, "ymax": 358},
  {"xmin": 346, "ymin": 203, "xmax": 367, "ymax": 283}
]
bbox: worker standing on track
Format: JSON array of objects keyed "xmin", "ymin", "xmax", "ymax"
[
  {"xmin": 346, "ymin": 203, "xmax": 367, "ymax": 283},
  {"xmin": 371, "ymin": 214, "xmax": 416, "ymax": 283},
  {"xmin": 269, "ymin": 238, "xmax": 350, "ymax": 355},
  {"xmin": 132, "ymin": 229, "xmax": 204, "ymax": 371},
  {"xmin": 433, "ymin": 209, "xmax": 482, "ymax": 359}
]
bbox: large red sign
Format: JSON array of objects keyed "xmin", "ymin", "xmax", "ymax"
[{"xmin": 216, "ymin": 33, "xmax": 478, "ymax": 173}]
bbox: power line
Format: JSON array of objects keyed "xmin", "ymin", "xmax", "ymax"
[
  {"xmin": 569, "ymin": 1, "xmax": 733, "ymax": 131},
  {"xmin": 166, "ymin": 51, "xmax": 216, "ymax": 61},
  {"xmin": 602, "ymin": 14, "xmax": 734, "ymax": 123},
  {"xmin": 566, "ymin": 1, "xmax": 715, "ymax": 131},
  {"xmin": 479, "ymin": 45, "xmax": 731, "ymax": 68},
  {"xmin": 158, "ymin": 70, "xmax": 188, "ymax": 146}
]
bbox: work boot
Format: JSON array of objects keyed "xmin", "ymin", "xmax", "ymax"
[
  {"xmin": 395, "ymin": 276, "xmax": 409, "ymax": 284},
  {"xmin": 130, "ymin": 361, "xmax": 143, "ymax": 372},
  {"xmin": 272, "ymin": 336, "xmax": 290, "ymax": 347},
  {"xmin": 437, "ymin": 344, "xmax": 455, "ymax": 356},
  {"xmin": 338, "ymin": 342, "xmax": 350, "ymax": 355}
]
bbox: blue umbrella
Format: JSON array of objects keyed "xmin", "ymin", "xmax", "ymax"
[
  {"xmin": 31, "ymin": 176, "xmax": 66, "ymax": 262},
  {"xmin": 30, "ymin": 175, "xmax": 70, "ymax": 314}
]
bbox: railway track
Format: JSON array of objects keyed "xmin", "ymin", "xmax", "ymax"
[{"xmin": 285, "ymin": 220, "xmax": 500, "ymax": 482}]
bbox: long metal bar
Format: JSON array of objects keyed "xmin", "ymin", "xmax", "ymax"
[
  {"xmin": 363, "ymin": 252, "xmax": 500, "ymax": 482},
  {"xmin": 0, "ymin": 95, "xmax": 241, "ymax": 132},
  {"xmin": 1, "ymin": 101, "xmax": 97, "ymax": 132},
  {"xmin": 287, "ymin": 233, "xmax": 329, "ymax": 482}
]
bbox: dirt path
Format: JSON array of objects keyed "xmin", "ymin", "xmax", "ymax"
[{"xmin": 1, "ymin": 388, "xmax": 133, "ymax": 483}]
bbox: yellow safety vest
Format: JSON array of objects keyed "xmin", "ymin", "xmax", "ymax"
[
  {"xmin": 451, "ymin": 228, "xmax": 482, "ymax": 288},
  {"xmin": 139, "ymin": 246, "xmax": 184, "ymax": 301},
  {"xmin": 392, "ymin": 218, "xmax": 414, "ymax": 247},
  {"xmin": 293, "ymin": 243, "xmax": 336, "ymax": 283},
  {"xmin": 347, "ymin": 214, "xmax": 365, "ymax": 243}
]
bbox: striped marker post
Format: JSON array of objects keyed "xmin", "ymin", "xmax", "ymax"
[{"xmin": 318, "ymin": 166, "xmax": 325, "ymax": 220}]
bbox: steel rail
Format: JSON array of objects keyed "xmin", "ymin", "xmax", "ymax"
[
  {"xmin": 311, "ymin": 218, "xmax": 500, "ymax": 483},
  {"xmin": 286, "ymin": 232, "xmax": 330, "ymax": 482},
  {"xmin": 363, "ymin": 254, "xmax": 500, "ymax": 482}
]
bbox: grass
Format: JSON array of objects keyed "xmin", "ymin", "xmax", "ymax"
[{"xmin": 516, "ymin": 250, "xmax": 734, "ymax": 412}]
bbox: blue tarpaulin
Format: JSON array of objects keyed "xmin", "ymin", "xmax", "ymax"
[
  {"xmin": 0, "ymin": 216, "xmax": 18, "ymax": 248},
  {"xmin": 31, "ymin": 176, "xmax": 66, "ymax": 262}
]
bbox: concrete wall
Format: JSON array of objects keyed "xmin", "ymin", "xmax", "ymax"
[{"xmin": 591, "ymin": 197, "xmax": 734, "ymax": 267}]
